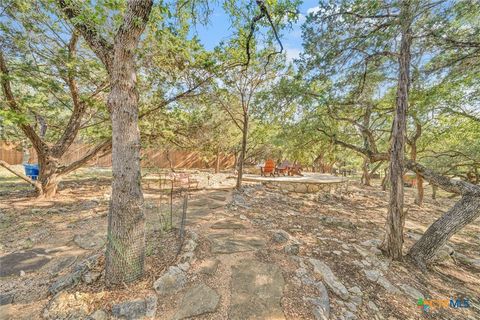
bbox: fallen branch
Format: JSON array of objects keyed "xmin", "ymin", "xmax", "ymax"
[{"xmin": 0, "ymin": 160, "xmax": 42, "ymax": 191}]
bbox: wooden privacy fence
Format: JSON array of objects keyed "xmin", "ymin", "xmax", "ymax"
[{"xmin": 0, "ymin": 141, "xmax": 235, "ymax": 169}]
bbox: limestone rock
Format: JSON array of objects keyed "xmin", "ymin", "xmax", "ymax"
[
  {"xmin": 230, "ymin": 260, "xmax": 285, "ymax": 320},
  {"xmin": 360, "ymin": 239, "xmax": 382, "ymax": 247},
  {"xmin": 208, "ymin": 233, "xmax": 266, "ymax": 254},
  {"xmin": 284, "ymin": 243, "xmax": 300, "ymax": 255},
  {"xmin": 377, "ymin": 276, "xmax": 400, "ymax": 294},
  {"xmin": 153, "ymin": 266, "xmax": 187, "ymax": 295},
  {"xmin": 198, "ymin": 259, "xmax": 220, "ymax": 275},
  {"xmin": 73, "ymin": 232, "xmax": 105, "ymax": 250},
  {"xmin": 399, "ymin": 284, "xmax": 424, "ymax": 300},
  {"xmin": 271, "ymin": 230, "xmax": 290, "ymax": 244},
  {"xmin": 210, "ymin": 219, "xmax": 245, "ymax": 230},
  {"xmin": 368, "ymin": 301, "xmax": 379, "ymax": 311},
  {"xmin": 309, "ymin": 259, "xmax": 349, "ymax": 300},
  {"xmin": 173, "ymin": 284, "xmax": 219, "ymax": 319},
  {"xmin": 83, "ymin": 271, "xmax": 101, "ymax": 284},
  {"xmin": 0, "ymin": 293, "xmax": 14, "ymax": 306},
  {"xmin": 111, "ymin": 294, "xmax": 157, "ymax": 319},
  {"xmin": 49, "ymin": 255, "xmax": 100, "ymax": 295},
  {"xmin": 304, "ymin": 282, "xmax": 330, "ymax": 320},
  {"xmin": 364, "ymin": 269, "xmax": 381, "ymax": 282},
  {"xmin": 89, "ymin": 309, "xmax": 108, "ymax": 320}
]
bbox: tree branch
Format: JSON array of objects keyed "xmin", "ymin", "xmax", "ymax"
[
  {"xmin": 0, "ymin": 160, "xmax": 42, "ymax": 192},
  {"xmin": 56, "ymin": 0, "xmax": 114, "ymax": 72},
  {"xmin": 0, "ymin": 50, "xmax": 48, "ymax": 155},
  {"xmin": 51, "ymin": 32, "xmax": 88, "ymax": 157}
]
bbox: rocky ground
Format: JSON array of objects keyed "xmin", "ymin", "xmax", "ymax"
[{"xmin": 0, "ymin": 167, "xmax": 479, "ymax": 319}]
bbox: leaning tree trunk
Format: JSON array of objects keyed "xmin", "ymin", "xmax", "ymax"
[
  {"xmin": 381, "ymin": 3, "xmax": 412, "ymax": 260},
  {"xmin": 407, "ymin": 195, "xmax": 480, "ymax": 268},
  {"xmin": 236, "ymin": 115, "xmax": 249, "ymax": 188},
  {"xmin": 404, "ymin": 160, "xmax": 480, "ymax": 267}
]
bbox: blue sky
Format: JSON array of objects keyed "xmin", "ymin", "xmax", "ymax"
[{"xmin": 191, "ymin": 1, "xmax": 319, "ymax": 61}]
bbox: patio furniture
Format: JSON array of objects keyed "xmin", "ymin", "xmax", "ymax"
[
  {"xmin": 275, "ymin": 160, "xmax": 291, "ymax": 176},
  {"xmin": 261, "ymin": 159, "xmax": 276, "ymax": 177},
  {"xmin": 288, "ymin": 163, "xmax": 303, "ymax": 176}
]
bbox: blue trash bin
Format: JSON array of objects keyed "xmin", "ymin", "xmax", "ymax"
[{"xmin": 23, "ymin": 163, "xmax": 40, "ymax": 180}]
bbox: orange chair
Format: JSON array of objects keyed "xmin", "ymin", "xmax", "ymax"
[{"xmin": 261, "ymin": 159, "xmax": 276, "ymax": 177}]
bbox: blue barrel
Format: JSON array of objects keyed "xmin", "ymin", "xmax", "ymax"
[{"xmin": 23, "ymin": 163, "xmax": 40, "ymax": 180}]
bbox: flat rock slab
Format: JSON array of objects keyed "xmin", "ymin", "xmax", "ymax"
[
  {"xmin": 173, "ymin": 283, "xmax": 220, "ymax": 319},
  {"xmin": 47, "ymin": 256, "xmax": 78, "ymax": 275},
  {"xmin": 208, "ymin": 192, "xmax": 229, "ymax": 202},
  {"xmin": 189, "ymin": 198, "xmax": 211, "ymax": 208},
  {"xmin": 210, "ymin": 219, "xmax": 246, "ymax": 230},
  {"xmin": 208, "ymin": 233, "xmax": 266, "ymax": 254},
  {"xmin": 188, "ymin": 201, "xmax": 223, "ymax": 212},
  {"xmin": 0, "ymin": 248, "xmax": 52, "ymax": 277},
  {"xmin": 230, "ymin": 260, "xmax": 285, "ymax": 320},
  {"xmin": 198, "ymin": 258, "xmax": 220, "ymax": 275},
  {"xmin": 73, "ymin": 232, "xmax": 105, "ymax": 250}
]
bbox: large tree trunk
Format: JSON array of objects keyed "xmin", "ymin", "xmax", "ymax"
[
  {"xmin": 381, "ymin": 2, "xmax": 412, "ymax": 260},
  {"xmin": 236, "ymin": 115, "xmax": 248, "ymax": 188},
  {"xmin": 38, "ymin": 155, "xmax": 61, "ymax": 199},
  {"xmin": 103, "ymin": 0, "xmax": 153, "ymax": 285},
  {"xmin": 408, "ymin": 195, "xmax": 480, "ymax": 268}
]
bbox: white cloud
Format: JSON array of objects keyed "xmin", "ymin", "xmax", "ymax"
[{"xmin": 306, "ymin": 6, "xmax": 320, "ymax": 15}]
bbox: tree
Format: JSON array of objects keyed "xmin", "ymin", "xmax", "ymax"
[
  {"xmin": 57, "ymin": 0, "xmax": 153, "ymax": 284},
  {"xmin": 301, "ymin": 0, "xmax": 480, "ymax": 265},
  {"xmin": 0, "ymin": 2, "xmax": 112, "ymax": 198},
  {"xmin": 214, "ymin": 50, "xmax": 285, "ymax": 187}
]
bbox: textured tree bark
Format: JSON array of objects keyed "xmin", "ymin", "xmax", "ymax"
[
  {"xmin": 103, "ymin": 1, "xmax": 153, "ymax": 285},
  {"xmin": 405, "ymin": 160, "xmax": 480, "ymax": 266},
  {"xmin": 58, "ymin": 0, "xmax": 153, "ymax": 284},
  {"xmin": 236, "ymin": 115, "xmax": 249, "ymax": 188},
  {"xmin": 432, "ymin": 184, "xmax": 437, "ymax": 200},
  {"xmin": 361, "ymin": 157, "xmax": 371, "ymax": 186},
  {"xmin": 381, "ymin": 167, "xmax": 389, "ymax": 191},
  {"xmin": 381, "ymin": 2, "xmax": 412, "ymax": 260},
  {"xmin": 408, "ymin": 121, "xmax": 423, "ymax": 206},
  {"xmin": 407, "ymin": 195, "xmax": 480, "ymax": 268},
  {"xmin": 38, "ymin": 155, "xmax": 60, "ymax": 198}
]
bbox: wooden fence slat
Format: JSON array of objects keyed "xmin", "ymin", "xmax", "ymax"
[{"xmin": 0, "ymin": 141, "xmax": 235, "ymax": 169}]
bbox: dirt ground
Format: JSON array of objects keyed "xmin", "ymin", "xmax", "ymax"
[{"xmin": 0, "ymin": 166, "xmax": 479, "ymax": 320}]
